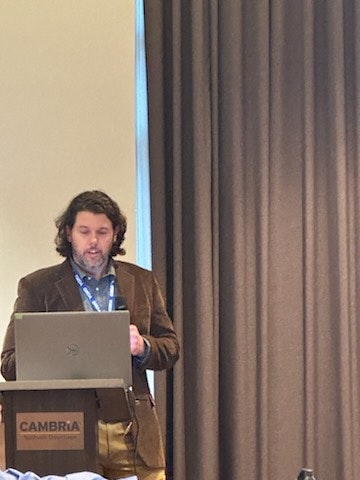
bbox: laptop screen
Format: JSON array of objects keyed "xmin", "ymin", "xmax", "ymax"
[{"xmin": 14, "ymin": 310, "xmax": 132, "ymax": 387}]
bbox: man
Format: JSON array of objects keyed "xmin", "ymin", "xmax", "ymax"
[{"xmin": 1, "ymin": 190, "xmax": 180, "ymax": 480}]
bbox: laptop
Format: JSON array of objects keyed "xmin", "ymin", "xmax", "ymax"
[{"xmin": 14, "ymin": 310, "xmax": 133, "ymax": 387}]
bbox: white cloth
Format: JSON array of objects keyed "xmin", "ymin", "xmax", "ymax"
[{"xmin": 0, "ymin": 469, "xmax": 137, "ymax": 480}]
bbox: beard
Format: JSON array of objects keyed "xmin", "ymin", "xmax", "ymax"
[{"xmin": 71, "ymin": 248, "xmax": 110, "ymax": 278}]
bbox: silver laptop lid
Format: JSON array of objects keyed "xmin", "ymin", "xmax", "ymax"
[{"xmin": 14, "ymin": 310, "xmax": 132, "ymax": 387}]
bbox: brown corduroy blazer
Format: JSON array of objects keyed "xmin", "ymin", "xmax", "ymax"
[{"xmin": 1, "ymin": 258, "xmax": 180, "ymax": 468}]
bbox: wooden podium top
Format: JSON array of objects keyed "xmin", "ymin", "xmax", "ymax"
[
  {"xmin": 0, "ymin": 378, "xmax": 127, "ymax": 391},
  {"xmin": 0, "ymin": 379, "xmax": 133, "ymax": 422}
]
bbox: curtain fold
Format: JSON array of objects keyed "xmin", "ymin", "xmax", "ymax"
[{"xmin": 144, "ymin": 1, "xmax": 360, "ymax": 479}]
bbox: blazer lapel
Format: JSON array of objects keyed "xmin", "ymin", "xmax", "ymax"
[
  {"xmin": 55, "ymin": 260, "xmax": 84, "ymax": 311},
  {"xmin": 114, "ymin": 262, "xmax": 135, "ymax": 313}
]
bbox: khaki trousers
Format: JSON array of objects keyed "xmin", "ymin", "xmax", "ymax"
[{"xmin": 97, "ymin": 420, "xmax": 166, "ymax": 480}]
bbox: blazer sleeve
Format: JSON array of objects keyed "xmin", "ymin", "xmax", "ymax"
[
  {"xmin": 134, "ymin": 271, "xmax": 180, "ymax": 372},
  {"xmin": 1, "ymin": 275, "xmax": 46, "ymax": 380}
]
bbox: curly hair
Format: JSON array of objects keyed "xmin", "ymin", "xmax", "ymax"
[{"xmin": 55, "ymin": 190, "xmax": 127, "ymax": 258}]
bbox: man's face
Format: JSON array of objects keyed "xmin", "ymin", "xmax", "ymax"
[{"xmin": 67, "ymin": 211, "xmax": 117, "ymax": 279}]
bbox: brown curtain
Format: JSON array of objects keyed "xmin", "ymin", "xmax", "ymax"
[{"xmin": 144, "ymin": 1, "xmax": 360, "ymax": 479}]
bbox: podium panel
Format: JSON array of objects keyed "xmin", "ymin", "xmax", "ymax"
[{"xmin": 0, "ymin": 379, "xmax": 129, "ymax": 477}]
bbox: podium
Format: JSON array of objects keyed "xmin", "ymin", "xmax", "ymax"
[{"xmin": 0, "ymin": 378, "xmax": 132, "ymax": 476}]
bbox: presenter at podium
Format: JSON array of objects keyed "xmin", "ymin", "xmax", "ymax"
[{"xmin": 1, "ymin": 190, "xmax": 180, "ymax": 480}]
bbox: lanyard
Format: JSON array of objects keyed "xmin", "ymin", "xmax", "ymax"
[{"xmin": 74, "ymin": 271, "xmax": 116, "ymax": 312}]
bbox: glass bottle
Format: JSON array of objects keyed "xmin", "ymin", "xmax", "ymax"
[{"xmin": 297, "ymin": 468, "xmax": 317, "ymax": 480}]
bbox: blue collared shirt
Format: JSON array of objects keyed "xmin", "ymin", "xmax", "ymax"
[{"xmin": 70, "ymin": 259, "xmax": 117, "ymax": 312}]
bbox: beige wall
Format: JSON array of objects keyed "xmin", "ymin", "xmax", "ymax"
[{"xmin": 0, "ymin": 0, "xmax": 136, "ymax": 370}]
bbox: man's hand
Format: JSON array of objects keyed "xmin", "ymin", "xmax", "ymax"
[{"xmin": 129, "ymin": 324, "xmax": 145, "ymax": 356}]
